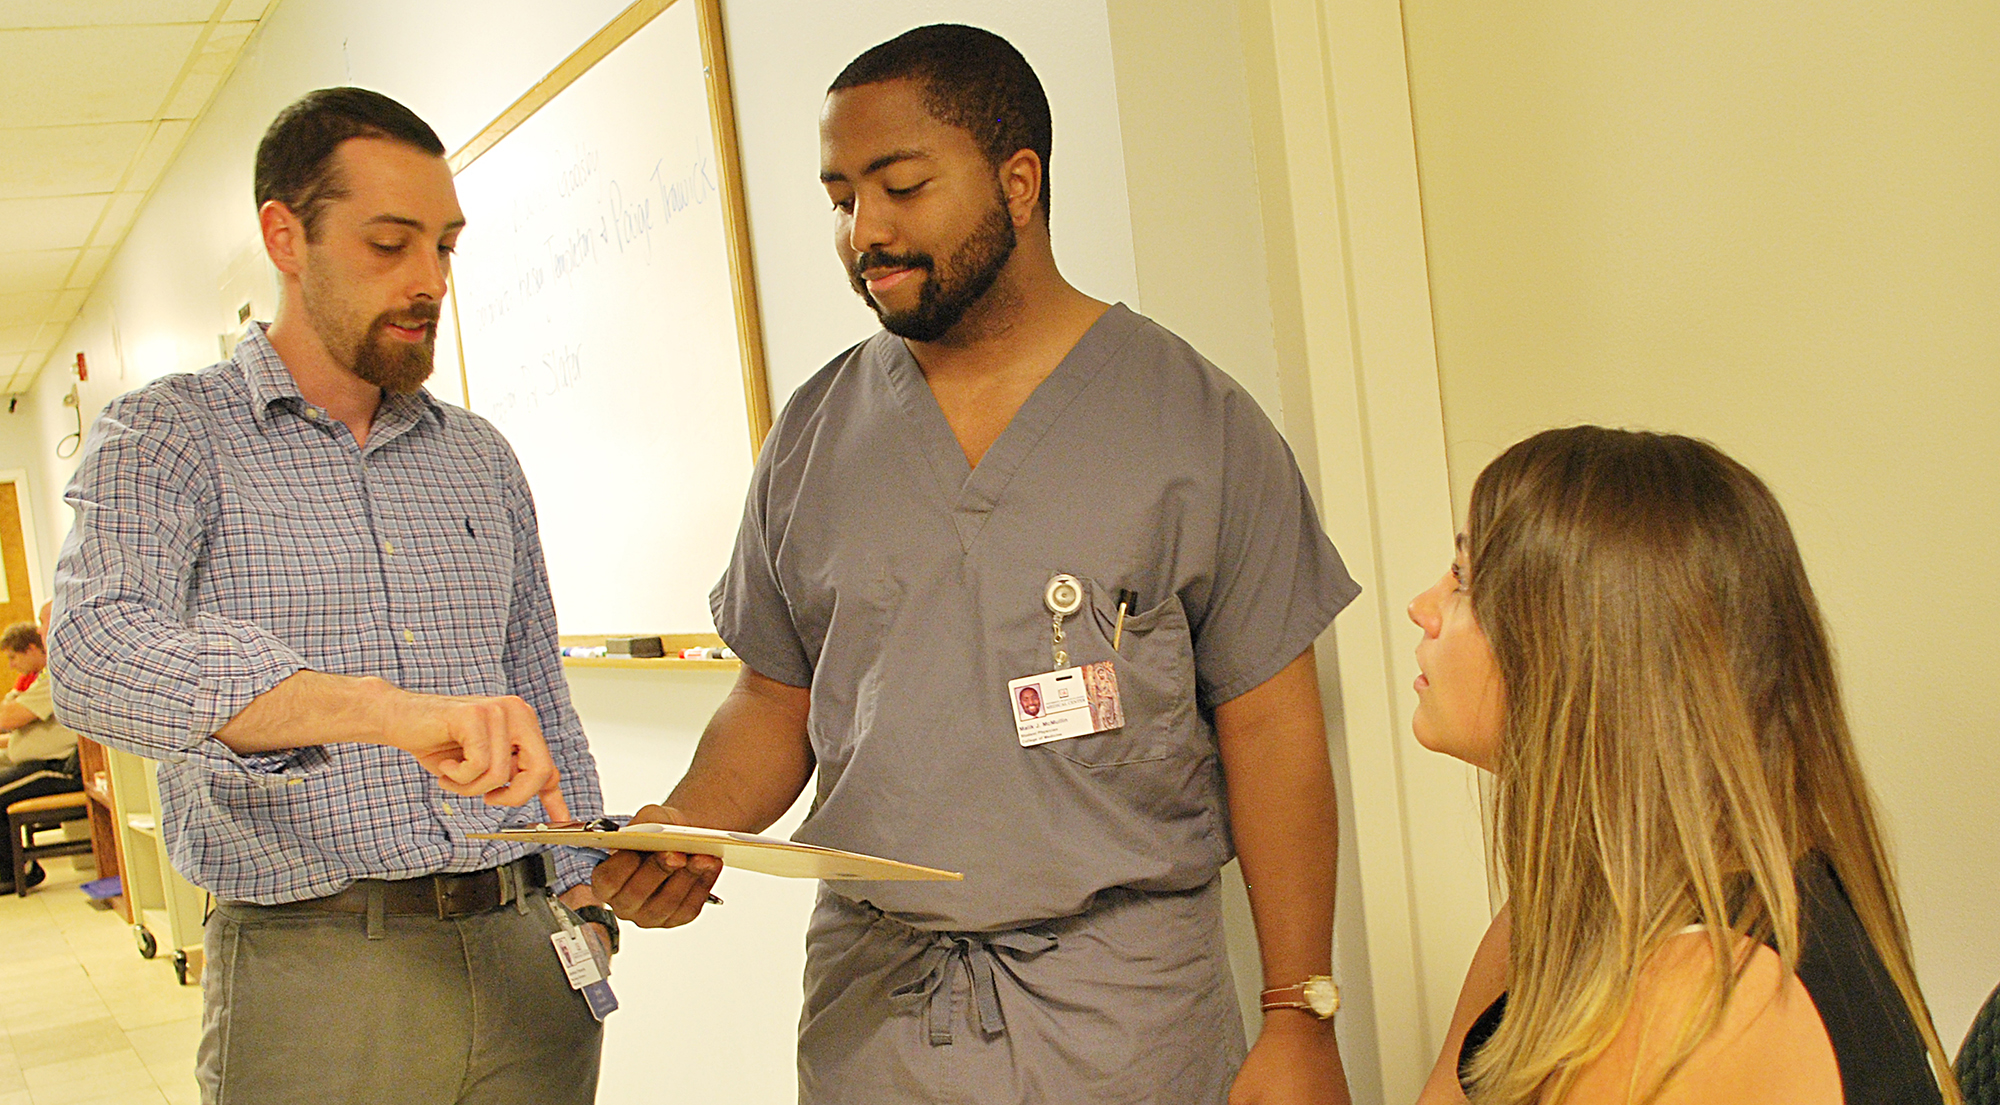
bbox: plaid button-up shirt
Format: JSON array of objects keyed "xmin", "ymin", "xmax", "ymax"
[{"xmin": 50, "ymin": 323, "xmax": 605, "ymax": 903}]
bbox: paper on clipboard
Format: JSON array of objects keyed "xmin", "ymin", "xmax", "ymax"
[{"xmin": 469, "ymin": 823, "xmax": 962, "ymax": 882}]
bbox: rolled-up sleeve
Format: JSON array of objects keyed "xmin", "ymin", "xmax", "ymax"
[
  {"xmin": 50, "ymin": 391, "xmax": 319, "ymax": 775},
  {"xmin": 496, "ymin": 436, "xmax": 607, "ymax": 892}
]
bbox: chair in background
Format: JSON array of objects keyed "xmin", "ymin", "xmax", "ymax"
[
  {"xmin": 1960, "ymin": 979, "xmax": 2000, "ymax": 1105},
  {"xmin": 7, "ymin": 790, "xmax": 93, "ymax": 895}
]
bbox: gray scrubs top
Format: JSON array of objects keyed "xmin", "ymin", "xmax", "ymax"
[{"xmin": 713, "ymin": 304, "xmax": 1359, "ymax": 933}]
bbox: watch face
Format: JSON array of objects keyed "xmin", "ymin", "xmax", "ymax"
[{"xmin": 1303, "ymin": 976, "xmax": 1341, "ymax": 1017}]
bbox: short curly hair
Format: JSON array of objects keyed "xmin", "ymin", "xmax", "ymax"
[
  {"xmin": 830, "ymin": 25, "xmax": 1054, "ymax": 219},
  {"xmin": 0, "ymin": 622, "xmax": 42, "ymax": 654}
]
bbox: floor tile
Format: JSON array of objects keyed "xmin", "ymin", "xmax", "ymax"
[
  {"xmin": 0, "ymin": 867, "xmax": 197, "ymax": 1105},
  {"xmin": 98, "ymin": 985, "xmax": 201, "ymax": 1034},
  {"xmin": 19, "ymin": 1048, "xmax": 160, "ymax": 1105},
  {"xmin": 4, "ymin": 1019, "xmax": 125, "ymax": 1072},
  {"xmin": 120, "ymin": 1021, "xmax": 196, "ymax": 1072},
  {"xmin": 121, "ymin": 1019, "xmax": 197, "ymax": 1094}
]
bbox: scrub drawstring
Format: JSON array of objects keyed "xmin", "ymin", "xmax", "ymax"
[{"xmin": 892, "ymin": 929, "xmax": 1058, "ymax": 1045}]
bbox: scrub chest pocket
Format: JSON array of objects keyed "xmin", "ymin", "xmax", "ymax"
[{"xmin": 1034, "ymin": 577, "xmax": 1198, "ymax": 769}]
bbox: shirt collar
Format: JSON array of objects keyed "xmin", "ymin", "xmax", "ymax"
[{"xmin": 235, "ymin": 320, "xmax": 449, "ymax": 432}]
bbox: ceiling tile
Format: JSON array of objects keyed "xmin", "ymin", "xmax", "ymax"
[
  {"xmin": 0, "ymin": 1, "xmax": 219, "ymax": 28},
  {"xmin": 0, "ymin": 249, "xmax": 80, "ymax": 294},
  {"xmin": 205, "ymin": 20, "xmax": 257, "ymax": 59},
  {"xmin": 0, "ymin": 324, "xmax": 49, "ymax": 354},
  {"xmin": 162, "ymin": 22, "xmax": 258, "ymax": 119},
  {"xmin": 122, "ymin": 118, "xmax": 192, "ymax": 193},
  {"xmin": 0, "ymin": 123, "xmax": 150, "ymax": 199},
  {"xmin": 223, "ymin": 0, "xmax": 272, "ymax": 23},
  {"xmin": 49, "ymin": 287, "xmax": 87, "ymax": 318},
  {"xmin": 38, "ymin": 295, "xmax": 88, "ymax": 361},
  {"xmin": 89, "ymin": 192, "xmax": 147, "ymax": 248},
  {"xmin": 68, "ymin": 246, "xmax": 114, "ymax": 289},
  {"xmin": 0, "ymin": 295, "xmax": 53, "ymax": 334},
  {"xmin": 0, "ymin": 353, "xmax": 24, "ymax": 380},
  {"xmin": 0, "ymin": 194, "xmax": 107, "ymax": 253},
  {"xmin": 161, "ymin": 66, "xmax": 224, "ymax": 120},
  {"xmin": 0, "ymin": 25, "xmax": 204, "ymax": 127}
]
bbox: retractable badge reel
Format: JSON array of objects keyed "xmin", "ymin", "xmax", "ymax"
[{"xmin": 1045, "ymin": 573, "xmax": 1083, "ymax": 670}]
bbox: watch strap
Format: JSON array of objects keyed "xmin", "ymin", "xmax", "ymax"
[
  {"xmin": 1260, "ymin": 975, "xmax": 1339, "ymax": 1019},
  {"xmin": 572, "ymin": 904, "xmax": 621, "ymax": 955}
]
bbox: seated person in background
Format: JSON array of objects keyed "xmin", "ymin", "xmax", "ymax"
[
  {"xmin": 1408, "ymin": 426, "xmax": 1959, "ymax": 1105},
  {"xmin": 0, "ymin": 620, "xmax": 82, "ymax": 892}
]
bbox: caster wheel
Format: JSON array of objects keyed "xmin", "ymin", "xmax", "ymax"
[
  {"xmin": 134, "ymin": 925, "xmax": 157, "ymax": 959},
  {"xmin": 172, "ymin": 951, "xmax": 190, "ymax": 986}
]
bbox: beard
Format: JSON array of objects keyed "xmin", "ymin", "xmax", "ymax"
[
  {"xmin": 848, "ymin": 196, "xmax": 1016, "ymax": 343},
  {"xmin": 302, "ymin": 265, "xmax": 439, "ymax": 395},
  {"xmin": 349, "ymin": 307, "xmax": 439, "ymax": 395}
]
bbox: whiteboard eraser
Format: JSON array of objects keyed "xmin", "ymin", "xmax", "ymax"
[{"xmin": 605, "ymin": 636, "xmax": 664, "ymax": 658}]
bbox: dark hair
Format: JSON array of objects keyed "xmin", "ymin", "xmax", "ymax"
[
  {"xmin": 0, "ymin": 622, "xmax": 41, "ymax": 653},
  {"xmin": 254, "ymin": 87, "xmax": 446, "ymax": 240},
  {"xmin": 830, "ymin": 25, "xmax": 1054, "ymax": 219}
]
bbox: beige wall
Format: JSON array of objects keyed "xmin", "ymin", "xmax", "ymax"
[{"xmin": 1404, "ymin": 0, "xmax": 2000, "ymax": 1044}]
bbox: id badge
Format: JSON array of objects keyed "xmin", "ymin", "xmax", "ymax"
[
  {"xmin": 548, "ymin": 899, "xmax": 619, "ymax": 1021},
  {"xmin": 1009, "ymin": 660, "xmax": 1126, "ymax": 747}
]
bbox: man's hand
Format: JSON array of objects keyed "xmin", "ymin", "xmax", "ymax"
[
  {"xmin": 213, "ymin": 671, "xmax": 569, "ymax": 820},
  {"xmin": 1229, "ymin": 1013, "xmax": 1350, "ymax": 1105},
  {"xmin": 377, "ymin": 689, "xmax": 568, "ymax": 819},
  {"xmin": 591, "ymin": 804, "xmax": 724, "ymax": 928}
]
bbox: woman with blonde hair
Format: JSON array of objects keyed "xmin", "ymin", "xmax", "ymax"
[{"xmin": 1410, "ymin": 426, "xmax": 1958, "ymax": 1105}]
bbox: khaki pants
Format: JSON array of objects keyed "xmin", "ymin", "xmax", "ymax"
[{"xmin": 198, "ymin": 886, "xmax": 602, "ymax": 1105}]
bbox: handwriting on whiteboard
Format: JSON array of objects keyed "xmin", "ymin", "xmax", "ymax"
[{"xmin": 466, "ymin": 146, "xmax": 716, "ymax": 337}]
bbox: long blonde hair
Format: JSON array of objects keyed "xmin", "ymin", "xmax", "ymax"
[{"xmin": 1459, "ymin": 427, "xmax": 1957, "ymax": 1104}]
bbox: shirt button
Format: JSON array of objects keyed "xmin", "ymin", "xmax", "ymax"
[
  {"xmin": 383, "ymin": 540, "xmax": 396, "ymax": 555},
  {"xmin": 308, "ymin": 407, "xmax": 324, "ymax": 420},
  {"xmin": 403, "ymin": 629, "xmax": 416, "ymax": 643}
]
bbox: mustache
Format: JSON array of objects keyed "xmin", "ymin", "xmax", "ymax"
[
  {"xmin": 377, "ymin": 303, "xmax": 442, "ymax": 329},
  {"xmin": 850, "ymin": 251, "xmax": 932, "ymax": 281}
]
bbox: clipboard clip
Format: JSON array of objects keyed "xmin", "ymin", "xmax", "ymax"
[{"xmin": 502, "ymin": 815, "xmax": 628, "ymax": 833}]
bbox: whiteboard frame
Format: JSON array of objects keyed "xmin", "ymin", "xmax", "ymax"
[{"xmin": 445, "ymin": 0, "xmax": 773, "ymax": 454}]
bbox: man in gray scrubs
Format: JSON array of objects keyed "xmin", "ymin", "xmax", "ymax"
[{"xmin": 595, "ymin": 25, "xmax": 1357, "ymax": 1104}]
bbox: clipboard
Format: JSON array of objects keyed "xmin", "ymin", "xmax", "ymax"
[{"xmin": 470, "ymin": 823, "xmax": 962, "ymax": 882}]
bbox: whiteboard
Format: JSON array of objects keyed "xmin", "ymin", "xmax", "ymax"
[{"xmin": 446, "ymin": 0, "xmax": 767, "ymax": 636}]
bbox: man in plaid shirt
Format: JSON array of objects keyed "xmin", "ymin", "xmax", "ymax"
[{"xmin": 49, "ymin": 88, "xmax": 611, "ymax": 1104}]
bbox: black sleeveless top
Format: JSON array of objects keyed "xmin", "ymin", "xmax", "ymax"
[{"xmin": 1457, "ymin": 855, "xmax": 1942, "ymax": 1104}]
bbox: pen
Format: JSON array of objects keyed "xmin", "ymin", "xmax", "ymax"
[{"xmin": 1113, "ymin": 589, "xmax": 1138, "ymax": 650}]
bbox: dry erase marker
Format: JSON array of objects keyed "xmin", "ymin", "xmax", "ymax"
[{"xmin": 1114, "ymin": 590, "xmax": 1139, "ymax": 649}]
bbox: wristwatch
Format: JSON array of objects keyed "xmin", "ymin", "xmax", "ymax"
[
  {"xmin": 571, "ymin": 904, "xmax": 621, "ymax": 955},
  {"xmin": 1261, "ymin": 975, "xmax": 1340, "ymax": 1020}
]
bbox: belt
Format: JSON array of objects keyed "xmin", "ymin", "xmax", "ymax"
[{"xmin": 270, "ymin": 855, "xmax": 548, "ymax": 920}]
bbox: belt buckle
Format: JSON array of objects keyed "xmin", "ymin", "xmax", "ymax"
[{"xmin": 433, "ymin": 875, "xmax": 452, "ymax": 920}]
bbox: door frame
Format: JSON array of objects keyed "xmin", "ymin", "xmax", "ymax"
[{"xmin": 0, "ymin": 468, "xmax": 49, "ymax": 613}]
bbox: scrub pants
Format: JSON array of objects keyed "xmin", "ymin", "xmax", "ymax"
[
  {"xmin": 197, "ymin": 886, "xmax": 602, "ymax": 1104},
  {"xmin": 799, "ymin": 879, "xmax": 1247, "ymax": 1105}
]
